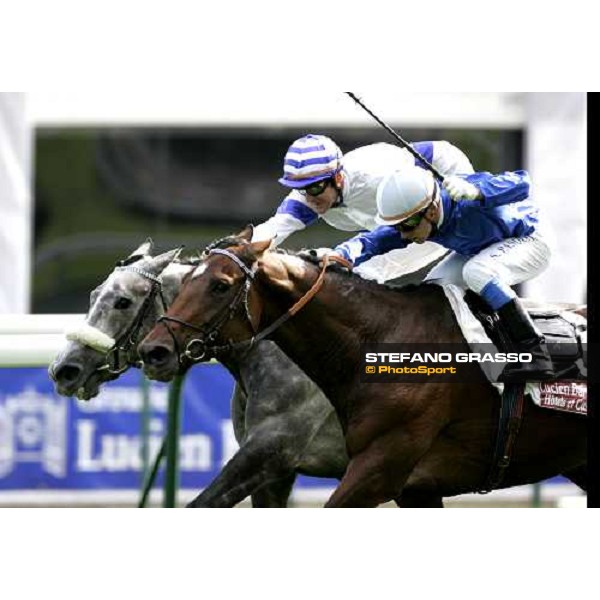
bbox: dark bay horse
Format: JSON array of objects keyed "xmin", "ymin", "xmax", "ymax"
[
  {"xmin": 49, "ymin": 239, "xmax": 349, "ymax": 507},
  {"xmin": 138, "ymin": 228, "xmax": 587, "ymax": 507}
]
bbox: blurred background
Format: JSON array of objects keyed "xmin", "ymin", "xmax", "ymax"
[{"xmin": 0, "ymin": 92, "xmax": 587, "ymax": 507}]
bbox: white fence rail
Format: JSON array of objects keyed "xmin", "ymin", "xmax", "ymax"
[{"xmin": 0, "ymin": 314, "xmax": 84, "ymax": 366}]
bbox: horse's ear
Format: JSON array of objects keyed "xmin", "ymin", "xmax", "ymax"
[
  {"xmin": 237, "ymin": 224, "xmax": 254, "ymax": 242},
  {"xmin": 116, "ymin": 238, "xmax": 155, "ymax": 267},
  {"xmin": 145, "ymin": 246, "xmax": 184, "ymax": 275},
  {"xmin": 249, "ymin": 239, "xmax": 272, "ymax": 257},
  {"xmin": 129, "ymin": 238, "xmax": 154, "ymax": 260}
]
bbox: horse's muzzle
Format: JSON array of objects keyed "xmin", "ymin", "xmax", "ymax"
[
  {"xmin": 138, "ymin": 341, "xmax": 178, "ymax": 381},
  {"xmin": 50, "ymin": 359, "xmax": 100, "ymax": 400},
  {"xmin": 140, "ymin": 343, "xmax": 170, "ymax": 366}
]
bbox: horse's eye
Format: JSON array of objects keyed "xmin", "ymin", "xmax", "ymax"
[
  {"xmin": 114, "ymin": 297, "xmax": 133, "ymax": 309},
  {"xmin": 211, "ymin": 280, "xmax": 231, "ymax": 294}
]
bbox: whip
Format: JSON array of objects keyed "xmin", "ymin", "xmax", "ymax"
[{"xmin": 345, "ymin": 92, "xmax": 445, "ymax": 182}]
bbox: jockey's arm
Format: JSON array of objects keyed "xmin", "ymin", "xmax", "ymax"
[
  {"xmin": 251, "ymin": 194, "xmax": 319, "ymax": 247},
  {"xmin": 413, "ymin": 141, "xmax": 475, "ymax": 176},
  {"xmin": 334, "ymin": 226, "xmax": 409, "ymax": 268},
  {"xmin": 469, "ymin": 170, "xmax": 532, "ymax": 208}
]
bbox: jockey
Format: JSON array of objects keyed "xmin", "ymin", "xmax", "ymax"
[
  {"xmin": 333, "ymin": 166, "xmax": 554, "ymax": 382},
  {"xmin": 251, "ymin": 134, "xmax": 474, "ymax": 278}
]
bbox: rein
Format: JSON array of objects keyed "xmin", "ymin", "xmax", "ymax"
[{"xmin": 158, "ymin": 249, "xmax": 352, "ymax": 362}]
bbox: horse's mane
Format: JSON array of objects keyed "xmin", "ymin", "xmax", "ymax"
[
  {"xmin": 287, "ymin": 248, "xmax": 425, "ymax": 296},
  {"xmin": 175, "ymin": 255, "xmax": 202, "ymax": 267},
  {"xmin": 188, "ymin": 234, "xmax": 435, "ymax": 298},
  {"xmin": 274, "ymin": 248, "xmax": 446, "ymax": 343}
]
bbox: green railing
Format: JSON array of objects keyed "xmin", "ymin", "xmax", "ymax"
[{"xmin": 138, "ymin": 373, "xmax": 186, "ymax": 508}]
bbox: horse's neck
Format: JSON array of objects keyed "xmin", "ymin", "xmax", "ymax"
[
  {"xmin": 257, "ymin": 268, "xmax": 457, "ymax": 404},
  {"xmin": 215, "ymin": 343, "xmax": 265, "ymax": 396}
]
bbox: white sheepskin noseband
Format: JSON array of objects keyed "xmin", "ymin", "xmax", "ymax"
[{"xmin": 65, "ymin": 324, "xmax": 116, "ymax": 354}]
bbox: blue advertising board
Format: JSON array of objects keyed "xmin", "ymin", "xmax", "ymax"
[
  {"xmin": 0, "ymin": 365, "xmax": 571, "ymax": 504},
  {"xmin": 0, "ymin": 365, "xmax": 338, "ymax": 495}
]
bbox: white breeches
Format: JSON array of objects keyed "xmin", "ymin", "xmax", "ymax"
[{"xmin": 424, "ymin": 230, "xmax": 552, "ymax": 308}]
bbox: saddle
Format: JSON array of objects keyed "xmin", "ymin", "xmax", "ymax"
[
  {"xmin": 462, "ymin": 292, "xmax": 587, "ymax": 493},
  {"xmin": 463, "ymin": 291, "xmax": 587, "ymax": 381}
]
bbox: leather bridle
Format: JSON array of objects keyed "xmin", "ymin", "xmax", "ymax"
[
  {"xmin": 98, "ymin": 265, "xmax": 169, "ymax": 375},
  {"xmin": 157, "ymin": 248, "xmax": 351, "ymax": 363}
]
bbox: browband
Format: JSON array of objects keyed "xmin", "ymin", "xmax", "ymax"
[{"xmin": 208, "ymin": 249, "xmax": 255, "ymax": 279}]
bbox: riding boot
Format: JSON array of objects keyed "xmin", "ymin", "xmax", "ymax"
[{"xmin": 496, "ymin": 298, "xmax": 554, "ymax": 382}]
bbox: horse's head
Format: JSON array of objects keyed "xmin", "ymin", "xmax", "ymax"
[
  {"xmin": 138, "ymin": 226, "xmax": 275, "ymax": 382},
  {"xmin": 49, "ymin": 238, "xmax": 183, "ymax": 400}
]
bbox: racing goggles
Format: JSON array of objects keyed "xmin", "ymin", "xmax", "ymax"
[
  {"xmin": 396, "ymin": 205, "xmax": 430, "ymax": 232},
  {"xmin": 298, "ymin": 178, "xmax": 332, "ymax": 197}
]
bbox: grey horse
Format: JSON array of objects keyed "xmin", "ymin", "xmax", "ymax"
[
  {"xmin": 49, "ymin": 240, "xmax": 185, "ymax": 401},
  {"xmin": 49, "ymin": 239, "xmax": 348, "ymax": 507}
]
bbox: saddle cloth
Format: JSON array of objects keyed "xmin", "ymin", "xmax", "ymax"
[{"xmin": 441, "ymin": 284, "xmax": 587, "ymax": 415}]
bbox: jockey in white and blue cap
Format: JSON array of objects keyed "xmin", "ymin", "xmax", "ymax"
[
  {"xmin": 278, "ymin": 134, "xmax": 343, "ymax": 190},
  {"xmin": 252, "ymin": 133, "xmax": 475, "ymax": 280},
  {"xmin": 334, "ymin": 166, "xmax": 554, "ymax": 382}
]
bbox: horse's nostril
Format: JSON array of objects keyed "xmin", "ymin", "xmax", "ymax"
[
  {"xmin": 146, "ymin": 345, "xmax": 171, "ymax": 366},
  {"xmin": 55, "ymin": 364, "xmax": 82, "ymax": 383}
]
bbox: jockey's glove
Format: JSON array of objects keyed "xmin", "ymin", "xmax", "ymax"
[
  {"xmin": 299, "ymin": 247, "xmax": 342, "ymax": 261},
  {"xmin": 442, "ymin": 176, "xmax": 481, "ymax": 202},
  {"xmin": 298, "ymin": 248, "xmax": 351, "ymax": 270}
]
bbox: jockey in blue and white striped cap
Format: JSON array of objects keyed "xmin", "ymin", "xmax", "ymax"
[
  {"xmin": 252, "ymin": 132, "xmax": 475, "ymax": 254},
  {"xmin": 279, "ymin": 134, "xmax": 343, "ymax": 188}
]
